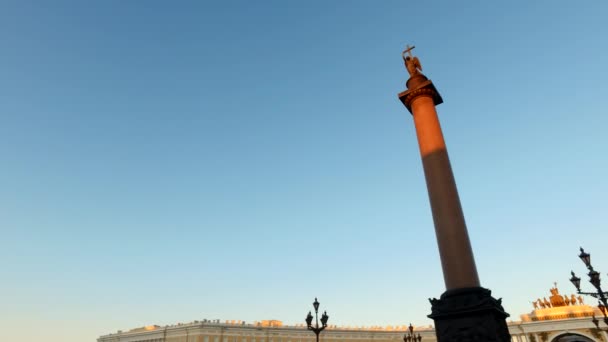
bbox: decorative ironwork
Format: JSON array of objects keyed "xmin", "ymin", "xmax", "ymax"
[
  {"xmin": 305, "ymin": 298, "xmax": 329, "ymax": 342},
  {"xmin": 569, "ymin": 247, "xmax": 608, "ymax": 330},
  {"xmin": 403, "ymin": 323, "xmax": 421, "ymax": 342}
]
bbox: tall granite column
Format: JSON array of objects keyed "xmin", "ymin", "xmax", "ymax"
[{"xmin": 398, "ymin": 46, "xmax": 511, "ymax": 342}]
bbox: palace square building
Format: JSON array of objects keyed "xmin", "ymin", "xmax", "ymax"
[{"xmin": 98, "ymin": 286, "xmax": 608, "ymax": 342}]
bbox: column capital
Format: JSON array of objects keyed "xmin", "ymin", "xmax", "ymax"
[{"xmin": 398, "ymin": 78, "xmax": 443, "ymax": 114}]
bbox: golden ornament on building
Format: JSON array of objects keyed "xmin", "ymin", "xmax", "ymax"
[{"xmin": 522, "ymin": 283, "xmax": 599, "ymax": 322}]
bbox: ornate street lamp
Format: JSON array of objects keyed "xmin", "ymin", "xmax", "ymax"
[
  {"xmin": 569, "ymin": 247, "xmax": 608, "ymax": 329},
  {"xmin": 403, "ymin": 323, "xmax": 421, "ymax": 342},
  {"xmin": 305, "ymin": 298, "xmax": 329, "ymax": 342}
]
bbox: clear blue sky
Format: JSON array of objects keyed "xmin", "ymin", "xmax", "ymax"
[{"xmin": 1, "ymin": 1, "xmax": 607, "ymax": 341}]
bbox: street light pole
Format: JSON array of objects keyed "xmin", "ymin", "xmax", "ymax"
[
  {"xmin": 403, "ymin": 324, "xmax": 421, "ymax": 342},
  {"xmin": 305, "ymin": 298, "xmax": 329, "ymax": 342},
  {"xmin": 569, "ymin": 247, "xmax": 608, "ymax": 329}
]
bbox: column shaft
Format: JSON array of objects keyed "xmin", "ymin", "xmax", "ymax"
[{"xmin": 410, "ymin": 95, "xmax": 480, "ymax": 289}]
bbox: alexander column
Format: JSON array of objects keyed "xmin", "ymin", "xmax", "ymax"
[{"xmin": 398, "ymin": 46, "xmax": 511, "ymax": 342}]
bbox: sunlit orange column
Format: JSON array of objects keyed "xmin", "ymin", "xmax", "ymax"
[{"xmin": 399, "ymin": 75, "xmax": 480, "ymax": 290}]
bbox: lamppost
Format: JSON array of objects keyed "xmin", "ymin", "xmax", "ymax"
[
  {"xmin": 403, "ymin": 324, "xmax": 421, "ymax": 342},
  {"xmin": 305, "ymin": 298, "xmax": 329, "ymax": 342},
  {"xmin": 569, "ymin": 247, "xmax": 608, "ymax": 329}
]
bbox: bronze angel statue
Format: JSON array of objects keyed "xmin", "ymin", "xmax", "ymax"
[{"xmin": 402, "ymin": 45, "xmax": 422, "ymax": 77}]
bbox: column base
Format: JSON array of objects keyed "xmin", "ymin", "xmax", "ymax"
[{"xmin": 428, "ymin": 287, "xmax": 511, "ymax": 342}]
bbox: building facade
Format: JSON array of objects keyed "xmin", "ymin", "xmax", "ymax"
[{"xmin": 99, "ymin": 287, "xmax": 608, "ymax": 342}]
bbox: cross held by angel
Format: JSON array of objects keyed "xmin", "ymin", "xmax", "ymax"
[{"xmin": 402, "ymin": 45, "xmax": 422, "ymax": 77}]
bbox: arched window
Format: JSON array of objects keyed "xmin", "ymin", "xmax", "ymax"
[{"xmin": 551, "ymin": 333, "xmax": 596, "ymax": 342}]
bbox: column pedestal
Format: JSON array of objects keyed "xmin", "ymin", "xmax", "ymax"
[{"xmin": 429, "ymin": 287, "xmax": 511, "ymax": 342}]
